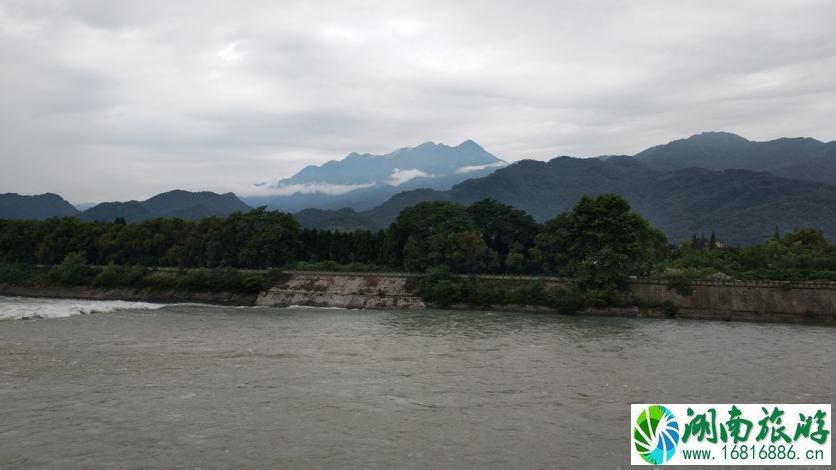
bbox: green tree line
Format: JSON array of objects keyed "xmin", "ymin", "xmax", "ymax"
[{"xmin": 1, "ymin": 194, "xmax": 834, "ymax": 289}]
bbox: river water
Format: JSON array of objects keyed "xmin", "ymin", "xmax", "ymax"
[{"xmin": 0, "ymin": 297, "xmax": 833, "ymax": 469}]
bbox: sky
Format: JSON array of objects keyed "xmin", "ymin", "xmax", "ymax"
[{"xmin": 1, "ymin": 0, "xmax": 835, "ymax": 203}]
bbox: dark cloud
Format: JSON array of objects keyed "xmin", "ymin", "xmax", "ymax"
[{"xmin": 1, "ymin": 0, "xmax": 834, "ymax": 202}]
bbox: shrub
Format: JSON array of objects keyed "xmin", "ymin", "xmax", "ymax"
[
  {"xmin": 577, "ymin": 287, "xmax": 623, "ymax": 307},
  {"xmin": 504, "ymin": 281, "xmax": 548, "ymax": 305},
  {"xmin": 416, "ymin": 268, "xmax": 593, "ymax": 311},
  {"xmin": 142, "ymin": 271, "xmax": 181, "ymax": 290},
  {"xmin": 236, "ymin": 272, "xmax": 270, "ymax": 293},
  {"xmin": 660, "ymin": 300, "xmax": 679, "ymax": 317},
  {"xmin": 93, "ymin": 264, "xmax": 147, "ymax": 288},
  {"xmin": 178, "ymin": 269, "xmax": 269, "ymax": 293},
  {"xmin": 180, "ymin": 269, "xmax": 238, "ymax": 291},
  {"xmin": 291, "ymin": 261, "xmax": 396, "ymax": 272},
  {"xmin": 548, "ymin": 288, "xmax": 584, "ymax": 314},
  {"xmin": 45, "ymin": 252, "xmax": 98, "ymax": 286},
  {"xmin": 429, "ymin": 279, "xmax": 464, "ymax": 307},
  {"xmin": 416, "ymin": 266, "xmax": 463, "ymax": 307},
  {"xmin": 0, "ymin": 264, "xmax": 35, "ymax": 284}
]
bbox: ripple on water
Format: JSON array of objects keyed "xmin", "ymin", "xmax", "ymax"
[{"xmin": 0, "ymin": 302, "xmax": 833, "ymax": 468}]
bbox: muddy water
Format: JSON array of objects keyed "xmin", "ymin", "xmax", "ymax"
[{"xmin": 0, "ymin": 300, "xmax": 833, "ymax": 468}]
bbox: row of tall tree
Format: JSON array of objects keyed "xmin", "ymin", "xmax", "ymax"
[
  {"xmin": 1, "ymin": 194, "xmax": 833, "ymax": 285},
  {"xmin": 0, "ymin": 208, "xmax": 301, "ymax": 268}
]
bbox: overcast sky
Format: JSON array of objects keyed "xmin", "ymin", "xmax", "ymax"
[{"xmin": 1, "ymin": 0, "xmax": 835, "ymax": 202}]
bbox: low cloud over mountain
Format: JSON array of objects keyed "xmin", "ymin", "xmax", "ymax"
[
  {"xmin": 295, "ymin": 132, "xmax": 836, "ymax": 245},
  {"xmin": 243, "ymin": 140, "xmax": 506, "ymax": 212}
]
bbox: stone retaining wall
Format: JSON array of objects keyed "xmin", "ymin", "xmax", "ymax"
[
  {"xmin": 3, "ymin": 273, "xmax": 834, "ymax": 325},
  {"xmin": 260, "ymin": 273, "xmax": 836, "ymax": 324},
  {"xmin": 256, "ymin": 273, "xmax": 425, "ymax": 309}
]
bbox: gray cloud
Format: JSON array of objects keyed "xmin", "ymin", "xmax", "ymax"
[{"xmin": 1, "ymin": 0, "xmax": 834, "ymax": 202}]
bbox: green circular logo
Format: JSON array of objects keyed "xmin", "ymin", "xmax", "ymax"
[{"xmin": 634, "ymin": 405, "xmax": 680, "ymax": 465}]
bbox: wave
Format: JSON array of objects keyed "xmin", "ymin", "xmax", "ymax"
[
  {"xmin": 286, "ymin": 304, "xmax": 349, "ymax": 310},
  {"xmin": 0, "ymin": 296, "xmax": 167, "ymax": 320}
]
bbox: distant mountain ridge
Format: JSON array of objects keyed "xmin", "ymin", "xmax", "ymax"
[
  {"xmin": 0, "ymin": 193, "xmax": 79, "ymax": 220},
  {"xmin": 4, "ymin": 132, "xmax": 836, "ymax": 245},
  {"xmin": 634, "ymin": 131, "xmax": 836, "ymax": 185},
  {"xmin": 79, "ymin": 190, "xmax": 252, "ymax": 222},
  {"xmin": 0, "ymin": 190, "xmax": 252, "ymax": 223},
  {"xmin": 439, "ymin": 156, "xmax": 836, "ymax": 244},
  {"xmin": 243, "ymin": 140, "xmax": 506, "ymax": 212},
  {"xmin": 283, "ymin": 139, "xmax": 504, "ymax": 185},
  {"xmin": 297, "ymin": 155, "xmax": 836, "ymax": 245}
]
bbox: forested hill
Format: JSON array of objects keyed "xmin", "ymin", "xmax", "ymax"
[
  {"xmin": 79, "ymin": 190, "xmax": 252, "ymax": 222},
  {"xmin": 297, "ymin": 156, "xmax": 836, "ymax": 245},
  {"xmin": 293, "ymin": 188, "xmax": 449, "ymax": 231},
  {"xmin": 0, "ymin": 193, "xmax": 79, "ymax": 220},
  {"xmin": 289, "ymin": 131, "xmax": 836, "ymax": 216},
  {"xmin": 634, "ymin": 131, "xmax": 836, "ymax": 185}
]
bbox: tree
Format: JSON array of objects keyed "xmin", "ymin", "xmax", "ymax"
[
  {"xmin": 783, "ymin": 227, "xmax": 827, "ymax": 248},
  {"xmin": 535, "ymin": 193, "xmax": 666, "ymax": 292},
  {"xmin": 388, "ymin": 201, "xmax": 497, "ymax": 272},
  {"xmin": 466, "ymin": 199, "xmax": 540, "ymax": 272},
  {"xmin": 220, "ymin": 208, "xmax": 301, "ymax": 268},
  {"xmin": 505, "ymin": 250, "xmax": 526, "ymax": 274},
  {"xmin": 533, "ymin": 213, "xmax": 572, "ymax": 275}
]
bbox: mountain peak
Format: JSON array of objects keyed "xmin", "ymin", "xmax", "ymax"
[
  {"xmin": 250, "ymin": 140, "xmax": 505, "ymax": 212},
  {"xmin": 0, "ymin": 192, "xmax": 79, "ymax": 220},
  {"xmin": 81, "ymin": 190, "xmax": 251, "ymax": 223},
  {"xmin": 687, "ymin": 131, "xmax": 750, "ymax": 144},
  {"xmin": 273, "ymin": 140, "xmax": 503, "ymax": 189},
  {"xmin": 457, "ymin": 139, "xmax": 484, "ymax": 150},
  {"xmin": 634, "ymin": 131, "xmax": 835, "ymax": 184}
]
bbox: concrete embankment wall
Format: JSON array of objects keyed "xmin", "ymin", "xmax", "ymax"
[
  {"xmin": 624, "ymin": 279, "xmax": 835, "ymax": 324},
  {"xmin": 256, "ymin": 272, "xmax": 425, "ymax": 309},
  {"xmin": 257, "ymin": 272, "xmax": 836, "ymax": 325},
  {"xmin": 3, "ymin": 272, "xmax": 834, "ymax": 325}
]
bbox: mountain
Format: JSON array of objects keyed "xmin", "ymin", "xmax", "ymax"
[
  {"xmin": 293, "ymin": 188, "xmax": 450, "ymax": 231},
  {"xmin": 634, "ymin": 132, "xmax": 836, "ymax": 185},
  {"xmin": 0, "ymin": 193, "xmax": 80, "ymax": 220},
  {"xmin": 245, "ymin": 185, "xmax": 408, "ymax": 213},
  {"xmin": 298, "ymin": 156, "xmax": 836, "ymax": 245},
  {"xmin": 73, "ymin": 202, "xmax": 98, "ymax": 211},
  {"xmin": 243, "ymin": 140, "xmax": 506, "ymax": 212},
  {"xmin": 80, "ymin": 190, "xmax": 251, "ymax": 222},
  {"xmin": 444, "ymin": 156, "xmax": 836, "ymax": 244}
]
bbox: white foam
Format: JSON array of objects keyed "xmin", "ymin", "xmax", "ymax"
[
  {"xmin": 286, "ymin": 304, "xmax": 349, "ymax": 310},
  {"xmin": 0, "ymin": 296, "xmax": 166, "ymax": 320}
]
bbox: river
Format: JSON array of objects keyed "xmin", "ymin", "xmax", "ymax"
[{"xmin": 0, "ymin": 297, "xmax": 833, "ymax": 468}]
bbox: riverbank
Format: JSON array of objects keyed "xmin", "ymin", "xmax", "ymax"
[
  {"xmin": 259, "ymin": 272, "xmax": 836, "ymax": 325},
  {"xmin": 0, "ymin": 283, "xmax": 258, "ymax": 306},
  {"xmin": 3, "ymin": 271, "xmax": 835, "ymax": 325}
]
